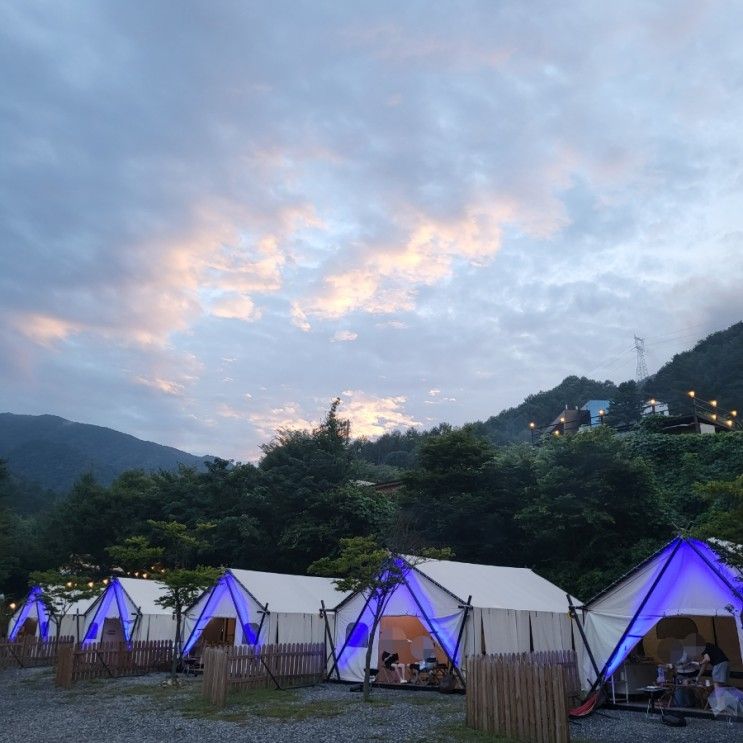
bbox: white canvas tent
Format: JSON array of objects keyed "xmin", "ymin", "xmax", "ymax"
[
  {"xmin": 82, "ymin": 577, "xmax": 176, "ymax": 643},
  {"xmin": 7, "ymin": 586, "xmax": 100, "ymax": 642},
  {"xmin": 7, "ymin": 586, "xmax": 51, "ymax": 640},
  {"xmin": 329, "ymin": 555, "xmax": 576, "ymax": 683},
  {"xmin": 182, "ymin": 569, "xmax": 349, "ymax": 656},
  {"xmin": 577, "ymin": 537, "xmax": 743, "ymax": 692}
]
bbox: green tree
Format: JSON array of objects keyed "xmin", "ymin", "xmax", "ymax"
[
  {"xmin": 694, "ymin": 475, "xmax": 743, "ymax": 572},
  {"xmin": 605, "ymin": 380, "xmax": 644, "ymax": 429},
  {"xmin": 107, "ymin": 522, "xmax": 218, "ymax": 681},
  {"xmin": 309, "ymin": 536, "xmax": 451, "ymax": 702},
  {"xmin": 400, "ymin": 429, "xmax": 518, "ymax": 563},
  {"xmin": 516, "ymin": 427, "xmax": 668, "ymax": 598}
]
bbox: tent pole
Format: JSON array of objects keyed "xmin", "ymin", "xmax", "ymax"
[
  {"xmin": 181, "ymin": 580, "xmax": 219, "ymax": 655},
  {"xmin": 591, "ymin": 539, "xmax": 682, "ymax": 693},
  {"xmin": 325, "ymin": 588, "xmax": 375, "ymax": 682},
  {"xmin": 449, "ymin": 595, "xmax": 472, "ymax": 678},
  {"xmin": 320, "ymin": 600, "xmax": 341, "ymax": 681},
  {"xmin": 254, "ymin": 602, "xmax": 269, "ymax": 646},
  {"xmin": 401, "ymin": 573, "xmax": 466, "ymax": 687},
  {"xmin": 567, "ymin": 594, "xmax": 601, "ymax": 682}
]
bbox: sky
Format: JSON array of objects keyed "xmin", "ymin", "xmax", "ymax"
[{"xmin": 1, "ymin": 1, "xmax": 742, "ymax": 461}]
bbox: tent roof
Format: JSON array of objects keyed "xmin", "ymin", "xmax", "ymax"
[
  {"xmin": 406, "ymin": 556, "xmax": 576, "ymax": 612},
  {"xmin": 585, "ymin": 537, "xmax": 743, "ymax": 618},
  {"xmin": 116, "ymin": 578, "xmax": 172, "ymax": 614},
  {"xmin": 228, "ymin": 568, "xmax": 349, "ymax": 613}
]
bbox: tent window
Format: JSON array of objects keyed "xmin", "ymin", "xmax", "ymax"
[{"xmin": 346, "ymin": 622, "xmax": 369, "ymax": 648}]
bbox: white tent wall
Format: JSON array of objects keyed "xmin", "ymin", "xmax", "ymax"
[
  {"xmin": 183, "ymin": 569, "xmax": 345, "ymax": 655},
  {"xmin": 329, "ymin": 557, "xmax": 576, "ymax": 683},
  {"xmin": 272, "ymin": 611, "xmax": 327, "ymax": 645}
]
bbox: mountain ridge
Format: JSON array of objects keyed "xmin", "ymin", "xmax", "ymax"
[{"xmin": 0, "ymin": 412, "xmax": 212, "ymax": 493}]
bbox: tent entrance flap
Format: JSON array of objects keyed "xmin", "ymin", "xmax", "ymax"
[
  {"xmin": 378, "ymin": 615, "xmax": 448, "ymax": 681},
  {"xmin": 598, "ymin": 613, "xmax": 743, "ymax": 697}
]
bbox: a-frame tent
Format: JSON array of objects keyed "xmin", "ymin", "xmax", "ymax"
[
  {"xmin": 7, "ymin": 586, "xmax": 98, "ymax": 642},
  {"xmin": 7, "ymin": 586, "xmax": 50, "ymax": 641},
  {"xmin": 329, "ymin": 555, "xmax": 577, "ymax": 684},
  {"xmin": 182, "ymin": 568, "xmax": 349, "ymax": 656},
  {"xmin": 577, "ymin": 536, "xmax": 743, "ymax": 690},
  {"xmin": 82, "ymin": 577, "xmax": 175, "ymax": 643}
]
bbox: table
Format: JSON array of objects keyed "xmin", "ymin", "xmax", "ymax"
[{"xmin": 638, "ymin": 686, "xmax": 667, "ymax": 717}]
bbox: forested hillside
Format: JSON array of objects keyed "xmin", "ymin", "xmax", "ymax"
[
  {"xmin": 1, "ymin": 323, "xmax": 741, "ymax": 606},
  {"xmin": 1, "ymin": 404, "xmax": 741, "ymax": 604},
  {"xmin": 358, "ymin": 322, "xmax": 743, "ymax": 463},
  {"xmin": 0, "ymin": 413, "xmax": 212, "ymax": 495}
]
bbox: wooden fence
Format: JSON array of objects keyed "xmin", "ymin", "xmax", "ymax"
[
  {"xmin": 466, "ymin": 650, "xmax": 579, "ymax": 743},
  {"xmin": 202, "ymin": 642, "xmax": 325, "ymax": 706},
  {"xmin": 0, "ymin": 636, "xmax": 74, "ymax": 670},
  {"xmin": 55, "ymin": 640, "xmax": 173, "ymax": 688}
]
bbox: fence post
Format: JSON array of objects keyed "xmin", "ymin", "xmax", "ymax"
[{"xmin": 55, "ymin": 644, "xmax": 74, "ymax": 689}]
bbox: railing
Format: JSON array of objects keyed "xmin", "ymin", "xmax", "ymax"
[
  {"xmin": 466, "ymin": 650, "xmax": 579, "ymax": 743},
  {"xmin": 0, "ymin": 636, "xmax": 74, "ymax": 670},
  {"xmin": 202, "ymin": 642, "xmax": 325, "ymax": 706},
  {"xmin": 54, "ymin": 640, "xmax": 173, "ymax": 688}
]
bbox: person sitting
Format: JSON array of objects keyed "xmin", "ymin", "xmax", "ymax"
[
  {"xmin": 696, "ymin": 643, "xmax": 729, "ymax": 688},
  {"xmin": 381, "ymin": 651, "xmax": 407, "ymax": 683}
]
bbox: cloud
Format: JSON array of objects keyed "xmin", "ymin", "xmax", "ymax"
[
  {"xmin": 1, "ymin": 1, "xmax": 742, "ymax": 460},
  {"xmin": 339, "ymin": 390, "xmax": 420, "ymax": 438}
]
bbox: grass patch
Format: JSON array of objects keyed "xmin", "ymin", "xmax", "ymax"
[
  {"xmin": 429, "ymin": 724, "xmax": 522, "ymax": 742},
  {"xmin": 176, "ymin": 686, "xmax": 347, "ymax": 723}
]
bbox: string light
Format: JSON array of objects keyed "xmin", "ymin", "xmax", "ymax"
[
  {"xmin": 711, "ymin": 414, "xmax": 717, "ymax": 421},
  {"xmin": 710, "ymin": 400, "xmax": 718, "ymax": 408},
  {"xmin": 87, "ymin": 581, "xmax": 94, "ymax": 588},
  {"xmin": 559, "ymin": 416, "xmax": 566, "ymax": 423},
  {"xmin": 688, "ymin": 390, "xmax": 695, "ymax": 398},
  {"xmin": 732, "ymin": 410, "xmax": 738, "ymax": 417},
  {"xmin": 102, "ymin": 579, "xmax": 109, "ymax": 585},
  {"xmin": 9, "ymin": 602, "xmax": 16, "ymax": 611},
  {"xmin": 553, "ymin": 430, "xmax": 560, "ymax": 436},
  {"xmin": 726, "ymin": 420, "xmax": 733, "ymax": 427}
]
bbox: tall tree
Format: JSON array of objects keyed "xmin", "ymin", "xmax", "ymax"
[{"xmin": 515, "ymin": 427, "xmax": 668, "ymax": 598}]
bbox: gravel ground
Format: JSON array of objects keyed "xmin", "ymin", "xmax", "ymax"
[{"xmin": 0, "ymin": 667, "xmax": 740, "ymax": 743}]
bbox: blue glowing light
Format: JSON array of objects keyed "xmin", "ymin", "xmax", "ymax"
[
  {"xmin": 182, "ymin": 571, "xmax": 259, "ymax": 655},
  {"xmin": 334, "ymin": 557, "xmax": 466, "ymax": 679},
  {"xmin": 83, "ymin": 578, "xmax": 134, "ymax": 644},
  {"xmin": 8, "ymin": 586, "xmax": 48, "ymax": 641},
  {"xmin": 601, "ymin": 538, "xmax": 743, "ymax": 681}
]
